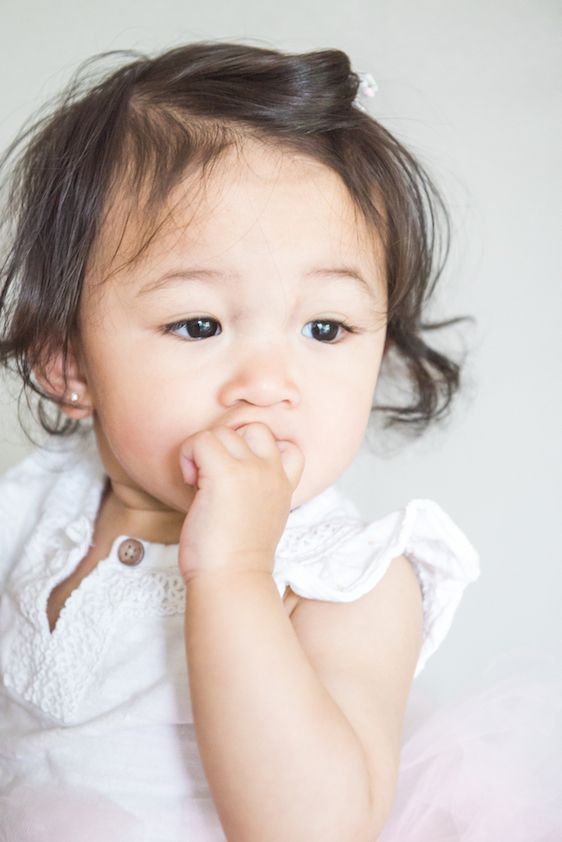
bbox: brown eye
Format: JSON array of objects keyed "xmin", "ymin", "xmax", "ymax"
[
  {"xmin": 303, "ymin": 320, "xmax": 356, "ymax": 343},
  {"xmin": 165, "ymin": 318, "xmax": 221, "ymax": 340},
  {"xmin": 162, "ymin": 317, "xmax": 358, "ymax": 344}
]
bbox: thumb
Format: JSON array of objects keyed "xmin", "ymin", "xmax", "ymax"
[{"xmin": 278, "ymin": 441, "xmax": 305, "ymax": 490}]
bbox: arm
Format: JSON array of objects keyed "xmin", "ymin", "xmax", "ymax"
[{"xmin": 184, "ymin": 569, "xmax": 375, "ymax": 842}]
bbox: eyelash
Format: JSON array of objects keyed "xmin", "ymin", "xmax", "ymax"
[{"xmin": 161, "ymin": 317, "xmax": 361, "ymax": 344}]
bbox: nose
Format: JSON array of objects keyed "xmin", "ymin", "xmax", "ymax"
[{"xmin": 218, "ymin": 346, "xmax": 301, "ymax": 408}]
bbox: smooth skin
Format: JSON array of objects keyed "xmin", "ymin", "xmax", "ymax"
[
  {"xmin": 41, "ymin": 138, "xmax": 388, "ymax": 545},
  {"xmin": 178, "ymin": 422, "xmax": 304, "ymax": 582},
  {"xmin": 38, "ymin": 138, "xmax": 423, "ymax": 840}
]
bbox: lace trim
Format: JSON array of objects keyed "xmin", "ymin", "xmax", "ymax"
[
  {"xmin": 4, "ymin": 562, "xmax": 188, "ymax": 722},
  {"xmin": 275, "ymin": 518, "xmax": 364, "ymax": 561},
  {"xmin": 3, "ymin": 429, "xmax": 411, "ymax": 721},
  {"xmin": 3, "ymin": 512, "xmax": 367, "ymax": 723}
]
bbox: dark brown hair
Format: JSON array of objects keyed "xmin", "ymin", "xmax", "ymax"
[{"xmin": 0, "ymin": 40, "xmax": 474, "ymax": 446}]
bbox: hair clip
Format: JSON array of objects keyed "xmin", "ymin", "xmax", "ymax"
[{"xmin": 353, "ymin": 71, "xmax": 379, "ymax": 112}]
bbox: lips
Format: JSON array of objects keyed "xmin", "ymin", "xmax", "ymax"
[
  {"xmin": 229, "ymin": 421, "xmax": 292, "ymax": 445},
  {"xmin": 229, "ymin": 419, "xmax": 271, "ymax": 433}
]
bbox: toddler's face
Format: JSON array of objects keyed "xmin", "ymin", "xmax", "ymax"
[{"xmin": 75, "ymin": 140, "xmax": 388, "ymax": 532}]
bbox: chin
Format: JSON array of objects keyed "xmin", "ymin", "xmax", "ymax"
[{"xmin": 290, "ymin": 478, "xmax": 326, "ymax": 511}]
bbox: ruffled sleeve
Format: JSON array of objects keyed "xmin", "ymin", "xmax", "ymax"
[{"xmin": 274, "ymin": 497, "xmax": 480, "ymax": 678}]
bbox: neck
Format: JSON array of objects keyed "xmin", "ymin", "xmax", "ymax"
[{"xmin": 95, "ymin": 478, "xmax": 185, "ymax": 546}]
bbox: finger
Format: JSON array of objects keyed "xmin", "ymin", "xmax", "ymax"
[
  {"xmin": 179, "ymin": 429, "xmax": 235, "ymax": 485},
  {"xmin": 211, "ymin": 425, "xmax": 250, "ymax": 459},
  {"xmin": 234, "ymin": 423, "xmax": 278, "ymax": 459},
  {"xmin": 277, "ymin": 441, "xmax": 306, "ymax": 490}
]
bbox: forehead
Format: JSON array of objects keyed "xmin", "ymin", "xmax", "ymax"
[{"xmin": 88, "ymin": 138, "xmax": 385, "ymax": 293}]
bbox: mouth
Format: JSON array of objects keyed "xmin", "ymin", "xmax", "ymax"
[{"xmin": 231, "ymin": 422, "xmax": 293, "ymax": 448}]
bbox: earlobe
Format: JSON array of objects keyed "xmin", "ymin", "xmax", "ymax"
[{"xmin": 33, "ymin": 343, "xmax": 93, "ymax": 419}]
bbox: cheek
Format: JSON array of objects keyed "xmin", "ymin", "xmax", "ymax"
[
  {"xmin": 315, "ymin": 401, "xmax": 370, "ymax": 463},
  {"xmin": 93, "ymin": 405, "xmax": 194, "ymax": 511},
  {"xmin": 312, "ymin": 358, "xmax": 378, "ymax": 433},
  {"xmin": 298, "ymin": 369, "xmax": 376, "ymax": 490},
  {"xmin": 91, "ymin": 338, "xmax": 190, "ymax": 424}
]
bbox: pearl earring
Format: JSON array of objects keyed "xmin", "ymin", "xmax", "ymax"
[{"xmin": 70, "ymin": 392, "xmax": 79, "ymax": 403}]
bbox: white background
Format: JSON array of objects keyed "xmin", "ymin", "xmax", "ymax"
[{"xmin": 0, "ymin": 0, "xmax": 560, "ymax": 705}]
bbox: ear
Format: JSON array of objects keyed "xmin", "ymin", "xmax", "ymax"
[{"xmin": 33, "ymin": 341, "xmax": 93, "ymax": 420}]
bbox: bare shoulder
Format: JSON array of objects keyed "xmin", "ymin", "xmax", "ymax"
[{"xmin": 288, "ymin": 554, "xmax": 424, "ymax": 833}]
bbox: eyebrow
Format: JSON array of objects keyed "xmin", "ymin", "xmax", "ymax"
[{"xmin": 137, "ymin": 265, "xmax": 378, "ymax": 299}]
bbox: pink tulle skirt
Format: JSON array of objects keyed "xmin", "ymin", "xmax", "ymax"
[
  {"xmin": 0, "ymin": 648, "xmax": 560, "ymax": 841},
  {"xmin": 378, "ymin": 647, "xmax": 562, "ymax": 842},
  {"xmin": 0, "ymin": 783, "xmax": 146, "ymax": 842}
]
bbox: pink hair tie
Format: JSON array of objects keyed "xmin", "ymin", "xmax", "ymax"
[{"xmin": 354, "ymin": 71, "xmax": 379, "ymax": 112}]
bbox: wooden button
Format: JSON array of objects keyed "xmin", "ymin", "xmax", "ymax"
[{"xmin": 117, "ymin": 538, "xmax": 145, "ymax": 566}]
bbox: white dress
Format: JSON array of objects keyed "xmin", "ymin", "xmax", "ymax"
[{"xmin": 1, "ymin": 428, "xmax": 557, "ymax": 840}]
